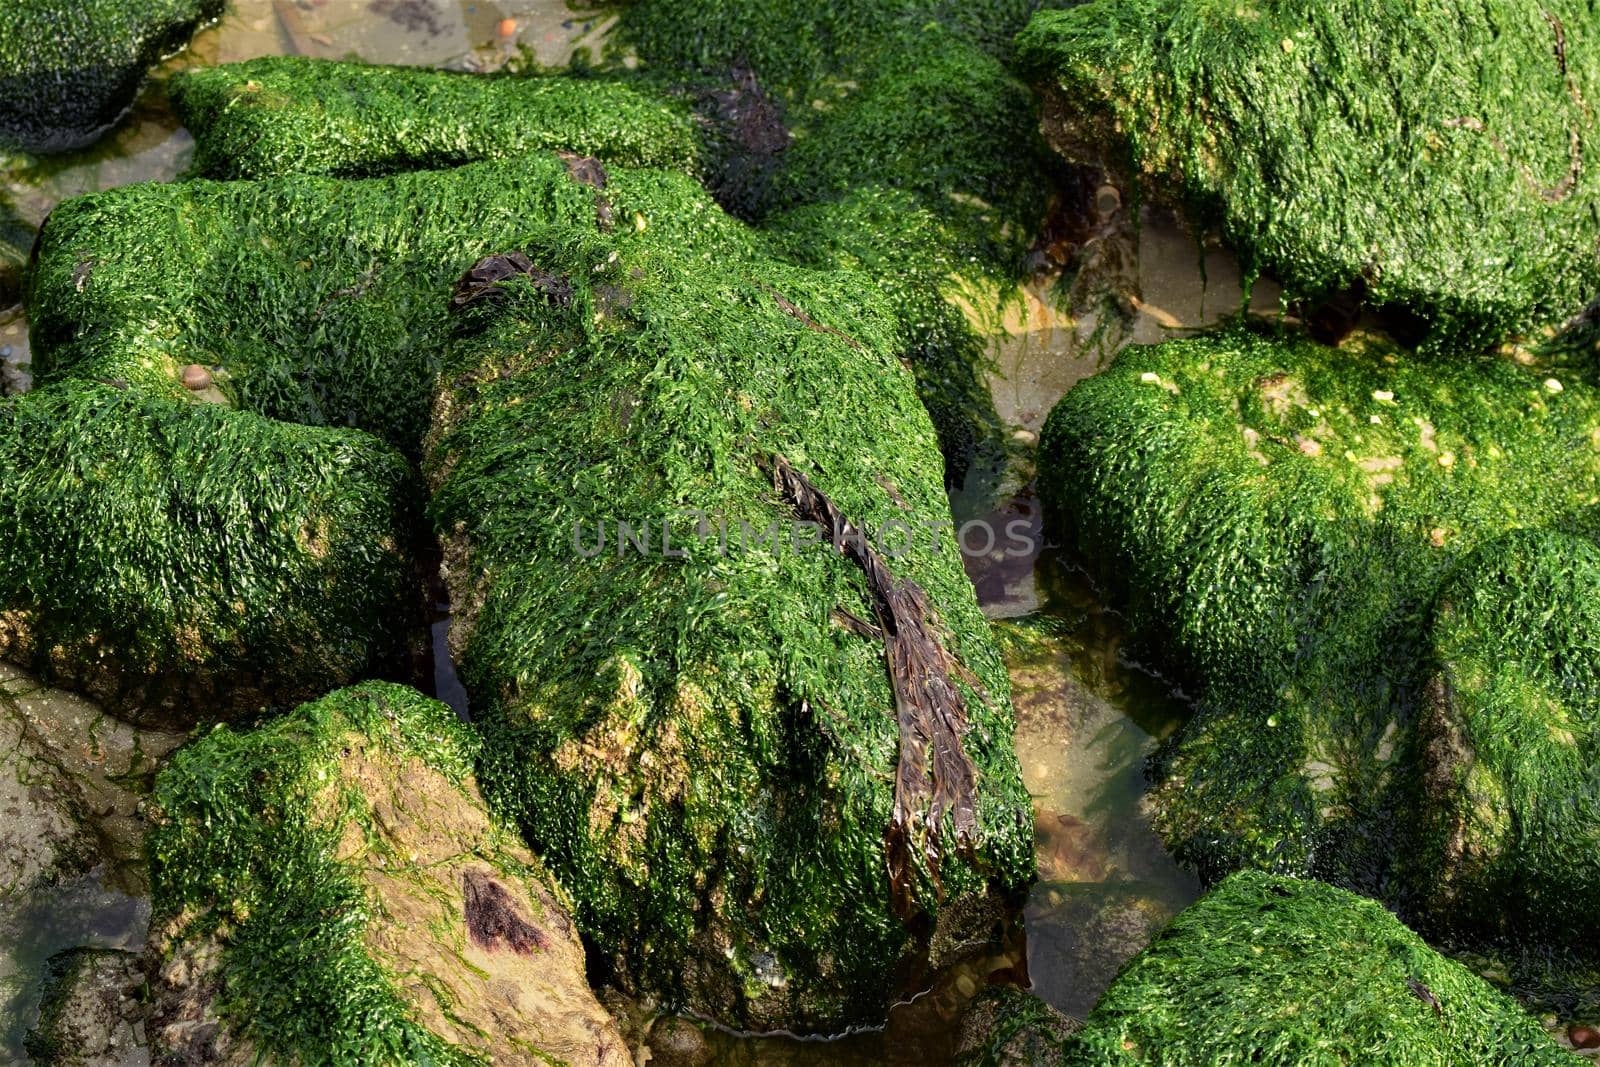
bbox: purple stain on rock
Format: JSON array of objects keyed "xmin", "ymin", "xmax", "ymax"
[{"xmin": 463, "ymin": 867, "xmax": 549, "ymax": 955}]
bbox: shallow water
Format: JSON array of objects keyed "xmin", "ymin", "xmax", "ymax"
[{"xmin": 0, "ymin": 5, "xmax": 1282, "ymax": 1061}]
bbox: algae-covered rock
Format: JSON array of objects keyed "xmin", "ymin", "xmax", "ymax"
[
  {"xmin": 761, "ymin": 27, "xmax": 1056, "ymax": 489},
  {"xmin": 618, "ymin": 1, "xmax": 1063, "ymax": 491},
  {"xmin": 0, "ymin": 0, "xmax": 222, "ymax": 154},
  {"xmin": 955, "ymin": 987, "xmax": 1076, "ymax": 1067},
  {"xmin": 1418, "ymin": 529, "xmax": 1600, "ymax": 941},
  {"xmin": 23, "ymin": 947, "xmax": 144, "ymax": 1066},
  {"xmin": 146, "ymin": 681, "xmax": 628, "ymax": 1067},
  {"xmin": 27, "ymin": 154, "xmax": 605, "ymax": 452},
  {"xmin": 1038, "ymin": 328, "xmax": 1600, "ymax": 914},
  {"xmin": 1062, "ymin": 871, "xmax": 1572, "ymax": 1065},
  {"xmin": 1017, "ymin": 0, "xmax": 1600, "ymax": 348},
  {"xmin": 427, "ymin": 165, "xmax": 1033, "ymax": 1031},
  {"xmin": 15, "ymin": 152, "xmax": 651, "ymax": 720},
  {"xmin": 170, "ymin": 56, "xmax": 706, "ymax": 180},
  {"xmin": 0, "ymin": 382, "xmax": 418, "ymax": 726}
]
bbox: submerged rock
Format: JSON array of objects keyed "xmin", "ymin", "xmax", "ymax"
[
  {"xmin": 23, "ymin": 947, "xmax": 145, "ymax": 1066},
  {"xmin": 1063, "ymin": 871, "xmax": 1572, "ymax": 1064},
  {"xmin": 1017, "ymin": 0, "xmax": 1600, "ymax": 349},
  {"xmin": 0, "ymin": 667, "xmax": 96, "ymax": 902},
  {"xmin": 955, "ymin": 987, "xmax": 1076, "ymax": 1067},
  {"xmin": 1419, "ymin": 529, "xmax": 1600, "ymax": 940},
  {"xmin": 0, "ymin": 663, "xmax": 185, "ymax": 885},
  {"xmin": 0, "ymin": 0, "xmax": 222, "ymax": 154},
  {"xmin": 145, "ymin": 682, "xmax": 628, "ymax": 1067},
  {"xmin": 426, "ymin": 163, "xmax": 1033, "ymax": 1031},
  {"xmin": 1038, "ymin": 328, "xmax": 1600, "ymax": 938}
]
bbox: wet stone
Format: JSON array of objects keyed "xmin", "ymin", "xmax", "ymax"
[{"xmin": 23, "ymin": 947, "xmax": 146, "ymax": 1067}]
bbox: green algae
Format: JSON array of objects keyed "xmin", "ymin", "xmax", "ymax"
[
  {"xmin": 956, "ymin": 987, "xmax": 1075, "ymax": 1067},
  {"xmin": 1038, "ymin": 327, "xmax": 1600, "ymax": 920},
  {"xmin": 1063, "ymin": 871, "xmax": 1572, "ymax": 1065},
  {"xmin": 0, "ymin": 381, "xmax": 417, "ymax": 727},
  {"xmin": 760, "ymin": 29, "xmax": 1057, "ymax": 488},
  {"xmin": 0, "ymin": 0, "xmax": 222, "ymax": 154},
  {"xmin": 1420, "ymin": 529, "xmax": 1600, "ymax": 941},
  {"xmin": 171, "ymin": 56, "xmax": 706, "ymax": 181},
  {"xmin": 426, "ymin": 164, "xmax": 1032, "ymax": 1032},
  {"xmin": 27, "ymin": 153, "xmax": 609, "ymax": 456},
  {"xmin": 167, "ymin": 4, "xmax": 1065, "ymax": 487},
  {"xmin": 147, "ymin": 681, "xmax": 624, "ymax": 1066},
  {"xmin": 611, "ymin": 0, "xmax": 1056, "ymax": 104},
  {"xmin": 1017, "ymin": 0, "xmax": 1600, "ymax": 350}
]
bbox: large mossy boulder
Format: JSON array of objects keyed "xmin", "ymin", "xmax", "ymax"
[
  {"xmin": 0, "ymin": 0, "xmax": 222, "ymax": 153},
  {"xmin": 1062, "ymin": 871, "xmax": 1572, "ymax": 1065},
  {"xmin": 170, "ymin": 56, "xmax": 706, "ymax": 181},
  {"xmin": 1017, "ymin": 0, "xmax": 1600, "ymax": 348},
  {"xmin": 1418, "ymin": 529, "xmax": 1600, "ymax": 941},
  {"xmin": 1038, "ymin": 328, "xmax": 1600, "ymax": 927},
  {"xmin": 426, "ymin": 164, "xmax": 1033, "ymax": 1031},
  {"xmin": 145, "ymin": 682, "xmax": 629, "ymax": 1067}
]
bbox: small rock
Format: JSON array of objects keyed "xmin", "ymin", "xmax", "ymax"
[
  {"xmin": 23, "ymin": 948, "xmax": 145, "ymax": 1066},
  {"xmin": 180, "ymin": 364, "xmax": 212, "ymax": 390},
  {"xmin": 497, "ymin": 17, "xmax": 517, "ymax": 37},
  {"xmin": 1572, "ymin": 1025, "xmax": 1600, "ymax": 1050},
  {"xmin": 1094, "ymin": 184, "xmax": 1122, "ymax": 216},
  {"xmin": 648, "ymin": 1016, "xmax": 711, "ymax": 1067}
]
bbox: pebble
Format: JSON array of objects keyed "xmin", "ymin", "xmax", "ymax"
[
  {"xmin": 0, "ymin": 345, "xmax": 10, "ymax": 358},
  {"xmin": 1572, "ymin": 1025, "xmax": 1600, "ymax": 1050},
  {"xmin": 180, "ymin": 364, "xmax": 212, "ymax": 390},
  {"xmin": 1545, "ymin": 377, "xmax": 1564, "ymax": 394},
  {"xmin": 649, "ymin": 1016, "xmax": 712, "ymax": 1067},
  {"xmin": 1095, "ymin": 183, "xmax": 1122, "ymax": 216},
  {"xmin": 497, "ymin": 17, "xmax": 517, "ymax": 38}
]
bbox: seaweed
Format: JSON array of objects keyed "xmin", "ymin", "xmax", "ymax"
[
  {"xmin": 768, "ymin": 453, "xmax": 980, "ymax": 917},
  {"xmin": 1017, "ymin": 0, "xmax": 1600, "ymax": 350},
  {"xmin": 1062, "ymin": 872, "xmax": 1572, "ymax": 1065},
  {"xmin": 1418, "ymin": 529, "xmax": 1600, "ymax": 941}
]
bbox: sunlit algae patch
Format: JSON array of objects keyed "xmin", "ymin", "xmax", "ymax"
[
  {"xmin": 1017, "ymin": 0, "xmax": 1600, "ymax": 349},
  {"xmin": 170, "ymin": 36, "xmax": 1058, "ymax": 489}
]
